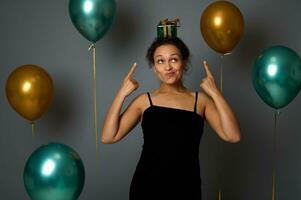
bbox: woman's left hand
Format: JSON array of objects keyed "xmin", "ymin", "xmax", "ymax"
[{"xmin": 200, "ymin": 61, "xmax": 220, "ymax": 97}]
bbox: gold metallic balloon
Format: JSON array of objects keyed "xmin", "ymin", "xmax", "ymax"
[
  {"xmin": 200, "ymin": 1, "xmax": 244, "ymax": 54},
  {"xmin": 6, "ymin": 65, "xmax": 54, "ymax": 122}
]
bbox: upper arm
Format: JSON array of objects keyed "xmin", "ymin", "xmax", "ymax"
[
  {"xmin": 112, "ymin": 93, "xmax": 144, "ymax": 143},
  {"xmin": 200, "ymin": 92, "xmax": 227, "ymax": 141}
]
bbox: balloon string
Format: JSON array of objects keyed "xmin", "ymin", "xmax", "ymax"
[
  {"xmin": 220, "ymin": 54, "xmax": 223, "ymax": 94},
  {"xmin": 89, "ymin": 43, "xmax": 99, "ymax": 155},
  {"xmin": 272, "ymin": 109, "xmax": 281, "ymax": 200},
  {"xmin": 216, "ymin": 53, "xmax": 227, "ymax": 200},
  {"xmin": 272, "ymin": 170, "xmax": 275, "ymax": 200},
  {"xmin": 31, "ymin": 121, "xmax": 35, "ymax": 138},
  {"xmin": 217, "ymin": 130, "xmax": 222, "ymax": 200},
  {"xmin": 216, "ymin": 52, "xmax": 232, "ymax": 199}
]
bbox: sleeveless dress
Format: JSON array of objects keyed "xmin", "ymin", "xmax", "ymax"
[{"xmin": 129, "ymin": 91, "xmax": 204, "ymax": 200}]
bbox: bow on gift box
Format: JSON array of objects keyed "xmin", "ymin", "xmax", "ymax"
[{"xmin": 157, "ymin": 18, "xmax": 180, "ymax": 39}]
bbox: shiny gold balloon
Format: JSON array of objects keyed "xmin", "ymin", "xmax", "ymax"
[
  {"xmin": 6, "ymin": 65, "xmax": 54, "ymax": 122},
  {"xmin": 200, "ymin": 1, "xmax": 244, "ymax": 54}
]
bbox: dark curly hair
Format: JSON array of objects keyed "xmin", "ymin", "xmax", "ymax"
[{"xmin": 146, "ymin": 37, "xmax": 190, "ymax": 71}]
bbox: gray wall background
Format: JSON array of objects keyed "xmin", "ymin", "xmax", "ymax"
[{"xmin": 1, "ymin": 0, "xmax": 301, "ymax": 199}]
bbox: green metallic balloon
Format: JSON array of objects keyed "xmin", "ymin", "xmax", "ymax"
[
  {"xmin": 252, "ymin": 45, "xmax": 301, "ymax": 109},
  {"xmin": 23, "ymin": 143, "xmax": 85, "ymax": 200},
  {"xmin": 69, "ymin": 0, "xmax": 117, "ymax": 43}
]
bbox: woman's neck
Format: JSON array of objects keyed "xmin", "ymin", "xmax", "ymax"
[{"xmin": 157, "ymin": 82, "xmax": 187, "ymax": 94}]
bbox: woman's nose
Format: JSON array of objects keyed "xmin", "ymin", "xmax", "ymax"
[{"xmin": 165, "ymin": 63, "xmax": 173, "ymax": 70}]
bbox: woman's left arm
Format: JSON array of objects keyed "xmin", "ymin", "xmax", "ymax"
[{"xmin": 200, "ymin": 61, "xmax": 241, "ymax": 143}]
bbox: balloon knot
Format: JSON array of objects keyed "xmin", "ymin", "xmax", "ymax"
[
  {"xmin": 224, "ymin": 52, "xmax": 232, "ymax": 56},
  {"xmin": 88, "ymin": 43, "xmax": 96, "ymax": 52}
]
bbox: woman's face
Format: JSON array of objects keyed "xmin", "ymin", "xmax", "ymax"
[{"xmin": 152, "ymin": 44, "xmax": 185, "ymax": 84}]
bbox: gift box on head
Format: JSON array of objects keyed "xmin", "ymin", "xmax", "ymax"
[{"xmin": 157, "ymin": 18, "xmax": 180, "ymax": 39}]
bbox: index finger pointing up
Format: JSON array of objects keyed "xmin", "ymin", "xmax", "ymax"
[
  {"xmin": 203, "ymin": 60, "xmax": 213, "ymax": 78},
  {"xmin": 126, "ymin": 62, "xmax": 137, "ymax": 78}
]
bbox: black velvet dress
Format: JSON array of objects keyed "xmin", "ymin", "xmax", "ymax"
[{"xmin": 129, "ymin": 92, "xmax": 204, "ymax": 200}]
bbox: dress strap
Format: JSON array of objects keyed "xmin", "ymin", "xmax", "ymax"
[
  {"xmin": 147, "ymin": 92, "xmax": 153, "ymax": 106},
  {"xmin": 194, "ymin": 91, "xmax": 198, "ymax": 113}
]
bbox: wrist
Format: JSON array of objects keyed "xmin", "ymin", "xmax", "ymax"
[
  {"xmin": 210, "ymin": 89, "xmax": 222, "ymax": 99},
  {"xmin": 116, "ymin": 89, "xmax": 128, "ymax": 99}
]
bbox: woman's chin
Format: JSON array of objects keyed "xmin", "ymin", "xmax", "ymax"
[{"xmin": 163, "ymin": 78, "xmax": 180, "ymax": 85}]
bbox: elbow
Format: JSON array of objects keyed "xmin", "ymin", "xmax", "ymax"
[
  {"xmin": 227, "ymin": 131, "xmax": 241, "ymax": 143},
  {"xmin": 221, "ymin": 129, "xmax": 241, "ymax": 143},
  {"xmin": 101, "ymin": 135, "xmax": 118, "ymax": 144},
  {"xmin": 101, "ymin": 139, "xmax": 117, "ymax": 144},
  {"xmin": 228, "ymin": 136, "xmax": 241, "ymax": 143},
  {"xmin": 101, "ymin": 139, "xmax": 114, "ymax": 144},
  {"xmin": 100, "ymin": 129, "xmax": 118, "ymax": 144}
]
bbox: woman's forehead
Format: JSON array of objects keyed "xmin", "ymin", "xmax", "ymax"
[{"xmin": 154, "ymin": 44, "xmax": 181, "ymax": 57}]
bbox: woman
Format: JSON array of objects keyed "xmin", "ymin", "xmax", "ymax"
[{"xmin": 101, "ymin": 37, "xmax": 241, "ymax": 200}]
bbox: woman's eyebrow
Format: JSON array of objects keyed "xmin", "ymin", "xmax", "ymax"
[
  {"xmin": 155, "ymin": 53, "xmax": 179, "ymax": 58},
  {"xmin": 154, "ymin": 55, "xmax": 163, "ymax": 58}
]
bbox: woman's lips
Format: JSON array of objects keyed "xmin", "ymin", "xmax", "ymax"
[{"xmin": 165, "ymin": 71, "xmax": 176, "ymax": 78}]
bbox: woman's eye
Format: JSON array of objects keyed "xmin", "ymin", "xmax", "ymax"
[
  {"xmin": 171, "ymin": 58, "xmax": 178, "ymax": 62},
  {"xmin": 157, "ymin": 59, "xmax": 164, "ymax": 64}
]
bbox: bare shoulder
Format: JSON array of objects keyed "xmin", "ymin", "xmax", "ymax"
[
  {"xmin": 128, "ymin": 92, "xmax": 152, "ymax": 122},
  {"xmin": 198, "ymin": 91, "xmax": 211, "ymax": 102},
  {"xmin": 128, "ymin": 92, "xmax": 152, "ymax": 113},
  {"xmin": 197, "ymin": 91, "xmax": 210, "ymax": 118}
]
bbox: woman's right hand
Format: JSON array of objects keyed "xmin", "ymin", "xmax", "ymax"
[{"xmin": 118, "ymin": 63, "xmax": 139, "ymax": 97}]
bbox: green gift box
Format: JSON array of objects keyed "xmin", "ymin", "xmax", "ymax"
[{"xmin": 157, "ymin": 19, "xmax": 180, "ymax": 39}]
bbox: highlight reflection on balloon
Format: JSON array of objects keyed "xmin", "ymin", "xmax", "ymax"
[
  {"xmin": 23, "ymin": 143, "xmax": 85, "ymax": 200},
  {"xmin": 252, "ymin": 45, "xmax": 301, "ymax": 109},
  {"xmin": 5, "ymin": 64, "xmax": 54, "ymax": 122},
  {"xmin": 200, "ymin": 0, "xmax": 244, "ymax": 54}
]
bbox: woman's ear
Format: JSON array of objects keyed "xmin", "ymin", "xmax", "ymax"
[{"xmin": 153, "ymin": 66, "xmax": 157, "ymax": 73}]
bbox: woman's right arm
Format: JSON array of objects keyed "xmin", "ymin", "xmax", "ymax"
[{"xmin": 101, "ymin": 63, "xmax": 142, "ymax": 144}]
